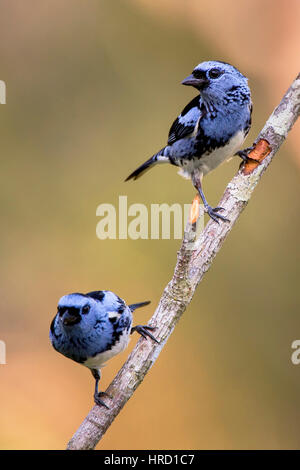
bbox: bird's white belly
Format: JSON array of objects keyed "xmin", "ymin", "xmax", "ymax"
[
  {"xmin": 83, "ymin": 330, "xmax": 131, "ymax": 370},
  {"xmin": 179, "ymin": 130, "xmax": 245, "ymax": 178}
]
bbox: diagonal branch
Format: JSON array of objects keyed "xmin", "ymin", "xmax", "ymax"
[{"xmin": 67, "ymin": 73, "xmax": 300, "ymax": 450}]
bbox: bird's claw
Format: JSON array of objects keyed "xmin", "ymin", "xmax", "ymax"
[
  {"xmin": 236, "ymin": 146, "xmax": 258, "ymax": 165},
  {"xmin": 94, "ymin": 391, "xmax": 111, "ymax": 408},
  {"xmin": 134, "ymin": 325, "xmax": 159, "ymax": 343},
  {"xmin": 206, "ymin": 205, "xmax": 229, "ymax": 223}
]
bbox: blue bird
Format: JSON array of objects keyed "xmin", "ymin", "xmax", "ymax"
[
  {"xmin": 126, "ymin": 60, "xmax": 253, "ymax": 223},
  {"xmin": 49, "ymin": 290, "xmax": 157, "ymax": 408}
]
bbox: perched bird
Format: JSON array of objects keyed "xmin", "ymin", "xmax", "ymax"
[
  {"xmin": 126, "ymin": 60, "xmax": 253, "ymax": 223},
  {"xmin": 49, "ymin": 290, "xmax": 157, "ymax": 408}
]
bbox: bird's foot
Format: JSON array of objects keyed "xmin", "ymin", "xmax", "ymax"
[
  {"xmin": 206, "ymin": 205, "xmax": 229, "ymax": 224},
  {"xmin": 94, "ymin": 391, "xmax": 112, "ymax": 408},
  {"xmin": 133, "ymin": 325, "xmax": 159, "ymax": 343},
  {"xmin": 236, "ymin": 145, "xmax": 258, "ymax": 165}
]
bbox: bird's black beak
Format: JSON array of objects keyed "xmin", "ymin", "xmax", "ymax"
[
  {"xmin": 62, "ymin": 309, "xmax": 80, "ymax": 326},
  {"xmin": 181, "ymin": 74, "xmax": 208, "ymax": 89}
]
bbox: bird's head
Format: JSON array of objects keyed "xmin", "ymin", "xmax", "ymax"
[
  {"xmin": 182, "ymin": 61, "xmax": 249, "ymax": 102},
  {"xmin": 56, "ymin": 290, "xmax": 126, "ymax": 334}
]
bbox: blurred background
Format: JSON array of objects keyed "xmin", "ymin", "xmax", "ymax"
[{"xmin": 0, "ymin": 0, "xmax": 300, "ymax": 450}]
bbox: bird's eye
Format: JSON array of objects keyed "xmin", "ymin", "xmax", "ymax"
[
  {"xmin": 82, "ymin": 305, "xmax": 90, "ymax": 315},
  {"xmin": 208, "ymin": 68, "xmax": 223, "ymax": 79}
]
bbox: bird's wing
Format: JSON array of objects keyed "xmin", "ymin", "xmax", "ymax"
[{"xmin": 167, "ymin": 96, "xmax": 202, "ymax": 145}]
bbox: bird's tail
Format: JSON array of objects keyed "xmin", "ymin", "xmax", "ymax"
[
  {"xmin": 125, "ymin": 147, "xmax": 170, "ymax": 181},
  {"xmin": 128, "ymin": 300, "xmax": 151, "ymax": 312}
]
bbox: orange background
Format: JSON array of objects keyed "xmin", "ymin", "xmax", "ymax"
[{"xmin": 0, "ymin": 0, "xmax": 300, "ymax": 449}]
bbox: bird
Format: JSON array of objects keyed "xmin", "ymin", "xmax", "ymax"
[
  {"xmin": 125, "ymin": 60, "xmax": 253, "ymax": 223},
  {"xmin": 49, "ymin": 290, "xmax": 158, "ymax": 408}
]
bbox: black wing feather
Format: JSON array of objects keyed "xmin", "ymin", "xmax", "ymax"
[
  {"xmin": 167, "ymin": 96, "xmax": 201, "ymax": 145},
  {"xmin": 168, "ymin": 119, "xmax": 194, "ymax": 145}
]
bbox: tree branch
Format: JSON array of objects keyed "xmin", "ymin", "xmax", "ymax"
[{"xmin": 67, "ymin": 73, "xmax": 300, "ymax": 450}]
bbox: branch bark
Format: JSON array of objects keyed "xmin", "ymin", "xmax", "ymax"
[{"xmin": 67, "ymin": 73, "xmax": 300, "ymax": 450}]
